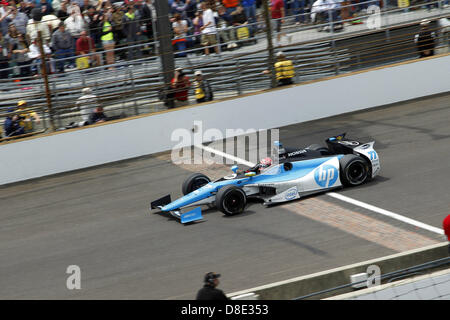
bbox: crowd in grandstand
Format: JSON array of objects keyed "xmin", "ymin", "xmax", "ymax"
[
  {"xmin": 0, "ymin": 0, "xmax": 444, "ymax": 140},
  {"xmin": 0, "ymin": 0, "xmax": 386, "ymax": 78}
]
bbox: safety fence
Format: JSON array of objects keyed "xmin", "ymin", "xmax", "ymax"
[
  {"xmin": 296, "ymin": 256, "xmax": 450, "ymax": 300},
  {"xmin": 0, "ymin": 1, "xmax": 449, "ymax": 143}
]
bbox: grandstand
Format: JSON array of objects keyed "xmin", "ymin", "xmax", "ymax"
[{"xmin": 0, "ymin": 0, "xmax": 449, "ymax": 141}]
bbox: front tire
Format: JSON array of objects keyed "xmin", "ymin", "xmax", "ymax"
[
  {"xmin": 339, "ymin": 155, "xmax": 370, "ymax": 187},
  {"xmin": 216, "ymin": 185, "xmax": 247, "ymax": 216},
  {"xmin": 182, "ymin": 173, "xmax": 211, "ymax": 195}
]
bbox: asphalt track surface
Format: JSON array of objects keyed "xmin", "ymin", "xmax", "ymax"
[{"xmin": 0, "ymin": 93, "xmax": 449, "ymax": 299}]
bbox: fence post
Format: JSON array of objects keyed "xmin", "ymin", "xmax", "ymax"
[
  {"xmin": 37, "ymin": 31, "xmax": 55, "ymax": 131},
  {"xmin": 263, "ymin": 0, "xmax": 277, "ymax": 88},
  {"xmin": 128, "ymin": 66, "xmax": 139, "ymax": 115},
  {"xmin": 236, "ymin": 60, "xmax": 242, "ymax": 95}
]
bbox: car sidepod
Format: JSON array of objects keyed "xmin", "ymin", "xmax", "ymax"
[{"xmin": 249, "ymin": 156, "xmax": 343, "ymax": 204}]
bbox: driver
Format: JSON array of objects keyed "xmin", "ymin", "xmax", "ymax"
[{"xmin": 246, "ymin": 157, "xmax": 273, "ymax": 174}]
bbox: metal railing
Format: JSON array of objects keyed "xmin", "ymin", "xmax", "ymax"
[
  {"xmin": 0, "ymin": 3, "xmax": 449, "ymax": 142},
  {"xmin": 293, "ymin": 256, "xmax": 450, "ymax": 300}
]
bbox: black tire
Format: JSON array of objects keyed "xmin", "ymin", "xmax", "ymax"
[
  {"xmin": 181, "ymin": 173, "xmax": 211, "ymax": 195},
  {"xmin": 306, "ymin": 144, "xmax": 330, "ymax": 155},
  {"xmin": 216, "ymin": 185, "xmax": 247, "ymax": 216},
  {"xmin": 339, "ymin": 154, "xmax": 370, "ymax": 187}
]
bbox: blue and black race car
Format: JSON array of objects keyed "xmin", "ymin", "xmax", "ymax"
[{"xmin": 150, "ymin": 133, "xmax": 380, "ymax": 223}]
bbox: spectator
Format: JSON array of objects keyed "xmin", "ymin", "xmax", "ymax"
[
  {"xmin": 52, "ymin": 0, "xmax": 63, "ymax": 13},
  {"xmin": 241, "ymin": 0, "xmax": 257, "ymax": 30},
  {"xmin": 271, "ymin": 0, "xmax": 291, "ymax": 46},
  {"xmin": 19, "ymin": 1, "xmax": 33, "ymax": 18},
  {"xmin": 3, "ymin": 107, "xmax": 25, "ymax": 137},
  {"xmin": 89, "ymin": 105, "xmax": 107, "ymax": 124},
  {"xmin": 222, "ymin": 0, "xmax": 239, "ymax": 15},
  {"xmin": 217, "ymin": 5, "xmax": 237, "ymax": 49},
  {"xmin": 0, "ymin": 1, "xmax": 12, "ymax": 36},
  {"xmin": 231, "ymin": 4, "xmax": 249, "ymax": 44},
  {"xmin": 40, "ymin": 0, "xmax": 54, "ymax": 16},
  {"xmin": 414, "ymin": 19, "xmax": 436, "ymax": 58},
  {"xmin": 83, "ymin": 5, "xmax": 101, "ymax": 46},
  {"xmin": 99, "ymin": 13, "xmax": 115, "ymax": 69},
  {"xmin": 200, "ymin": 1, "xmax": 219, "ymax": 56},
  {"xmin": 192, "ymin": 10, "xmax": 203, "ymax": 44},
  {"xmin": 16, "ymin": 100, "xmax": 41, "ymax": 133},
  {"xmin": 76, "ymin": 30, "xmax": 101, "ymax": 67},
  {"xmin": 171, "ymin": 0, "xmax": 189, "ymax": 19},
  {"xmin": 8, "ymin": 5, "xmax": 29, "ymax": 36},
  {"xmin": 263, "ymin": 51, "xmax": 295, "ymax": 86},
  {"xmin": 185, "ymin": 0, "xmax": 197, "ymax": 20},
  {"xmin": 443, "ymin": 214, "xmax": 450, "ymax": 254},
  {"xmin": 11, "ymin": 32, "xmax": 31, "ymax": 77},
  {"xmin": 51, "ymin": 22, "xmax": 75, "ymax": 73},
  {"xmin": 292, "ymin": 0, "xmax": 306, "ymax": 25},
  {"xmin": 193, "ymin": 70, "xmax": 213, "ymax": 103},
  {"xmin": 42, "ymin": 11, "xmax": 62, "ymax": 34},
  {"xmin": 170, "ymin": 67, "xmax": 190, "ymax": 107},
  {"xmin": 172, "ymin": 13, "xmax": 188, "ymax": 57},
  {"xmin": 76, "ymin": 87, "xmax": 99, "ymax": 124},
  {"xmin": 274, "ymin": 51, "xmax": 294, "ymax": 86},
  {"xmin": 196, "ymin": 272, "xmax": 229, "ymax": 300},
  {"xmin": 56, "ymin": 0, "xmax": 70, "ymax": 20},
  {"xmin": 122, "ymin": 4, "xmax": 141, "ymax": 60},
  {"xmin": 111, "ymin": 3, "xmax": 125, "ymax": 58},
  {"xmin": 0, "ymin": 29, "xmax": 10, "ymax": 79},
  {"xmin": 64, "ymin": 3, "xmax": 86, "ymax": 43},
  {"xmin": 28, "ymin": 36, "xmax": 55, "ymax": 75},
  {"xmin": 134, "ymin": 0, "xmax": 153, "ymax": 44},
  {"xmin": 26, "ymin": 7, "xmax": 51, "ymax": 45}
]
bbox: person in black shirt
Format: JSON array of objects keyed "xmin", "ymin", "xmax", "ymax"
[
  {"xmin": 196, "ymin": 272, "xmax": 229, "ymax": 300},
  {"xmin": 89, "ymin": 106, "xmax": 107, "ymax": 124},
  {"xmin": 414, "ymin": 19, "xmax": 436, "ymax": 58}
]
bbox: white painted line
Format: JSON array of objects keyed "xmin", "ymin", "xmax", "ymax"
[
  {"xmin": 196, "ymin": 143, "xmax": 444, "ymax": 236},
  {"xmin": 195, "ymin": 143, "xmax": 256, "ymax": 167},
  {"xmin": 327, "ymin": 192, "xmax": 444, "ymax": 235}
]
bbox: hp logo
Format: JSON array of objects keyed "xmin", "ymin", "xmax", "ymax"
[{"xmin": 314, "ymin": 165, "xmax": 338, "ymax": 188}]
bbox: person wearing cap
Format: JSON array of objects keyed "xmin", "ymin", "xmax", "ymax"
[
  {"xmin": 414, "ymin": 19, "xmax": 436, "ymax": 58},
  {"xmin": 170, "ymin": 67, "xmax": 191, "ymax": 108},
  {"xmin": 196, "ymin": 272, "xmax": 229, "ymax": 300},
  {"xmin": 16, "ymin": 100, "xmax": 40, "ymax": 133},
  {"xmin": 3, "ymin": 107, "xmax": 25, "ymax": 137},
  {"xmin": 262, "ymin": 51, "xmax": 295, "ymax": 87},
  {"xmin": 193, "ymin": 70, "xmax": 213, "ymax": 103},
  {"xmin": 26, "ymin": 7, "xmax": 51, "ymax": 45},
  {"xmin": 76, "ymin": 87, "xmax": 99, "ymax": 124}
]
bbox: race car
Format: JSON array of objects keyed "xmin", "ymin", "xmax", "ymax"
[{"xmin": 150, "ymin": 133, "xmax": 380, "ymax": 223}]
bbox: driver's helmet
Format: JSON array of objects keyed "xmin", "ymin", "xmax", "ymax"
[{"xmin": 259, "ymin": 157, "xmax": 272, "ymax": 169}]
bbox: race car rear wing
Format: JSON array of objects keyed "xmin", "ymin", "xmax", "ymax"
[{"xmin": 326, "ymin": 133, "xmax": 372, "ymax": 154}]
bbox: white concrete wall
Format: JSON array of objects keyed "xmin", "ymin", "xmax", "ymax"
[{"xmin": 1, "ymin": 55, "xmax": 449, "ymax": 185}]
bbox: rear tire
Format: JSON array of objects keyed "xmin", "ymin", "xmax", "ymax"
[
  {"xmin": 182, "ymin": 173, "xmax": 211, "ymax": 195},
  {"xmin": 216, "ymin": 185, "xmax": 247, "ymax": 216},
  {"xmin": 339, "ymin": 155, "xmax": 370, "ymax": 187}
]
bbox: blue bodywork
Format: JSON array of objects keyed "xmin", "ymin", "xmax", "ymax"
[{"xmin": 155, "ymin": 156, "xmax": 342, "ymax": 223}]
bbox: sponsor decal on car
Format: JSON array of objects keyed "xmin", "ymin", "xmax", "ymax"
[
  {"xmin": 287, "ymin": 149, "xmax": 307, "ymax": 157},
  {"xmin": 284, "ymin": 187, "xmax": 298, "ymax": 200},
  {"xmin": 314, "ymin": 164, "xmax": 338, "ymax": 188}
]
